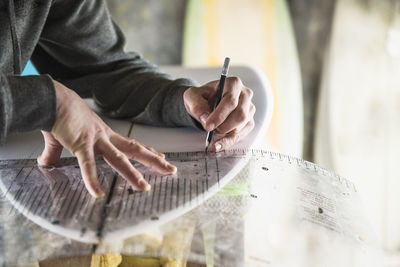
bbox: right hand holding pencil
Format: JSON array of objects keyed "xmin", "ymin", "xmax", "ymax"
[{"xmin": 183, "ymin": 77, "xmax": 256, "ymax": 152}]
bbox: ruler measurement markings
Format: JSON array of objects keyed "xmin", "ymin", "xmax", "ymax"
[
  {"xmin": 206, "ymin": 170, "xmax": 209, "ymax": 190},
  {"xmin": 68, "ymin": 181, "xmax": 86, "ymax": 219},
  {"xmin": 29, "ymin": 185, "xmax": 45, "ymax": 215},
  {"xmin": 169, "ymin": 178, "xmax": 174, "ymax": 211},
  {"xmin": 38, "ymin": 187, "xmax": 54, "ymax": 218},
  {"xmin": 156, "ymin": 176, "xmax": 162, "ymax": 213},
  {"xmin": 215, "ymin": 158, "xmax": 220, "ymax": 186},
  {"xmin": 20, "ymin": 185, "xmax": 37, "ymax": 215},
  {"xmin": 163, "ymin": 177, "xmax": 168, "ymax": 212},
  {"xmin": 18, "ymin": 185, "xmax": 34, "ymax": 214},
  {"xmin": 296, "ymin": 158, "xmax": 300, "ymax": 167},
  {"xmin": 96, "ymin": 171, "xmax": 119, "ymax": 239},
  {"xmin": 149, "ymin": 175, "xmax": 157, "ymax": 214},
  {"xmin": 196, "ymin": 180, "xmax": 199, "ymax": 205},
  {"xmin": 87, "ymin": 198, "xmax": 98, "ymax": 223},
  {"xmin": 113, "ymin": 178, "xmax": 125, "ymax": 219},
  {"xmin": 183, "ymin": 178, "xmax": 186, "ymax": 207},
  {"xmin": 88, "ymin": 197, "xmax": 102, "ymax": 223},
  {"xmin": 87, "ymin": 172, "xmax": 108, "ymax": 221},
  {"xmin": 77, "ymin": 190, "xmax": 91, "ymax": 220},
  {"xmin": 117, "ymin": 180, "xmax": 128, "ymax": 219},
  {"xmin": 4, "ymin": 166, "xmax": 26, "ymax": 197},
  {"xmin": 135, "ymin": 187, "xmax": 145, "ymax": 216},
  {"xmin": 54, "ymin": 180, "xmax": 71, "ymax": 218},
  {"xmin": 0, "ymin": 150, "xmax": 361, "ymax": 243},
  {"xmin": 202, "ymin": 180, "xmax": 205, "ymax": 201},
  {"xmin": 69, "ymin": 181, "xmax": 86, "ymax": 220},
  {"xmin": 42, "ymin": 181, "xmax": 62, "ymax": 217},
  {"xmin": 98, "ymin": 172, "xmax": 107, "ymax": 187},
  {"xmin": 176, "ymin": 177, "xmax": 180, "ymax": 209},
  {"xmin": 11, "ymin": 166, "xmax": 35, "ymax": 206},
  {"xmin": 15, "ymin": 185, "xmax": 32, "ymax": 213},
  {"xmin": 120, "ymin": 179, "xmax": 131, "ymax": 219},
  {"xmin": 62, "ymin": 181, "xmax": 80, "ymax": 219},
  {"xmin": 26, "ymin": 185, "xmax": 44, "ymax": 214},
  {"xmin": 33, "ymin": 185, "xmax": 47, "ymax": 215},
  {"xmin": 189, "ymin": 179, "xmax": 192, "ymax": 203},
  {"xmin": 13, "ymin": 184, "xmax": 25, "ymax": 204},
  {"xmin": 141, "ymin": 175, "xmax": 150, "ymax": 216},
  {"xmin": 128, "ymin": 190, "xmax": 137, "ymax": 219}
]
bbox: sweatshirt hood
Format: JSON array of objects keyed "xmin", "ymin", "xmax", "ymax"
[{"xmin": 7, "ymin": 0, "xmax": 21, "ymax": 75}]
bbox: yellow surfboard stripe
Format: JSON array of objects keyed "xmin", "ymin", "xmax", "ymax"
[
  {"xmin": 204, "ymin": 0, "xmax": 219, "ymax": 66},
  {"xmin": 262, "ymin": 0, "xmax": 280, "ymax": 146}
]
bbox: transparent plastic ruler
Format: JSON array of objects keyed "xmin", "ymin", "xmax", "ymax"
[
  {"xmin": 0, "ymin": 149, "xmax": 252, "ymax": 243},
  {"xmin": 0, "ymin": 149, "xmax": 362, "ymax": 244}
]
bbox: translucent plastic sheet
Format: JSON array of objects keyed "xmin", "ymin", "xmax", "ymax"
[{"xmin": 0, "ymin": 150, "xmax": 383, "ymax": 267}]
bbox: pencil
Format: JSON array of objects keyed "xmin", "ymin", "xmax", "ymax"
[{"xmin": 205, "ymin": 57, "xmax": 230, "ymax": 150}]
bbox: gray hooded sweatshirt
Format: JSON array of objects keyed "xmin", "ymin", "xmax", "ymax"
[{"xmin": 0, "ymin": 0, "xmax": 199, "ymax": 145}]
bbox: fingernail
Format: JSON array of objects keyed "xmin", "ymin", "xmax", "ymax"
[
  {"xmin": 37, "ymin": 156, "xmax": 43, "ymax": 165},
  {"xmin": 169, "ymin": 165, "xmax": 177, "ymax": 174},
  {"xmin": 200, "ymin": 113, "xmax": 209, "ymax": 124},
  {"xmin": 215, "ymin": 143, "xmax": 222, "ymax": 152},
  {"xmin": 208, "ymin": 123, "xmax": 215, "ymax": 131},
  {"xmin": 140, "ymin": 179, "xmax": 151, "ymax": 191},
  {"xmin": 160, "ymin": 153, "xmax": 166, "ymax": 158},
  {"xmin": 95, "ymin": 189, "xmax": 105, "ymax": 198}
]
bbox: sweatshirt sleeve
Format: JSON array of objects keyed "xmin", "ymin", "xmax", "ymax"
[
  {"xmin": 0, "ymin": 73, "xmax": 56, "ymax": 144},
  {"xmin": 30, "ymin": 0, "xmax": 199, "ymax": 128}
]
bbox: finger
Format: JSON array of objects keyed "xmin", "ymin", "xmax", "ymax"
[
  {"xmin": 37, "ymin": 131, "xmax": 63, "ymax": 166},
  {"xmin": 184, "ymin": 87, "xmax": 213, "ymax": 127},
  {"xmin": 110, "ymin": 134, "xmax": 176, "ymax": 175},
  {"xmin": 215, "ymin": 88, "xmax": 254, "ymax": 135},
  {"xmin": 212, "ymin": 119, "xmax": 255, "ymax": 152},
  {"xmin": 98, "ymin": 139, "xmax": 150, "ymax": 191},
  {"xmin": 142, "ymin": 144, "xmax": 165, "ymax": 158},
  {"xmin": 205, "ymin": 77, "xmax": 243, "ymax": 131},
  {"xmin": 75, "ymin": 148, "xmax": 105, "ymax": 198}
]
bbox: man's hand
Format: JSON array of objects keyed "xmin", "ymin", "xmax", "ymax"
[
  {"xmin": 37, "ymin": 81, "xmax": 177, "ymax": 198},
  {"xmin": 183, "ymin": 77, "xmax": 255, "ymax": 152}
]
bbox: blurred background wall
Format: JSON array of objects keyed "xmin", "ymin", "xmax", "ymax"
[
  {"xmin": 106, "ymin": 0, "xmax": 400, "ymax": 263},
  {"xmin": 107, "ymin": 0, "xmax": 187, "ymax": 64}
]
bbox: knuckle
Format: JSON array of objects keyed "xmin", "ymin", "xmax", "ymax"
[
  {"xmin": 215, "ymin": 113, "xmax": 226, "ymax": 125},
  {"xmin": 192, "ymin": 105, "xmax": 204, "ymax": 116},
  {"xmin": 237, "ymin": 109, "xmax": 248, "ymax": 122},
  {"xmin": 149, "ymin": 155, "xmax": 162, "ymax": 169},
  {"xmin": 128, "ymin": 140, "xmax": 138, "ymax": 149},
  {"xmin": 244, "ymin": 87, "xmax": 253, "ymax": 98},
  {"xmin": 229, "ymin": 76, "xmax": 241, "ymax": 85},
  {"xmin": 249, "ymin": 119, "xmax": 255, "ymax": 128},
  {"xmin": 225, "ymin": 93, "xmax": 238, "ymax": 106},
  {"xmin": 80, "ymin": 158, "xmax": 93, "ymax": 169},
  {"xmin": 113, "ymin": 151, "xmax": 125, "ymax": 160},
  {"xmin": 72, "ymin": 143, "xmax": 91, "ymax": 157},
  {"xmin": 215, "ymin": 127, "xmax": 228, "ymax": 135},
  {"xmin": 135, "ymin": 145, "xmax": 146, "ymax": 154}
]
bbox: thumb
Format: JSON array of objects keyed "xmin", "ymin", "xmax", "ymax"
[
  {"xmin": 184, "ymin": 88, "xmax": 212, "ymax": 128},
  {"xmin": 37, "ymin": 131, "xmax": 63, "ymax": 166}
]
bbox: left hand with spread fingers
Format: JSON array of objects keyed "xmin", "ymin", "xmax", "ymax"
[{"xmin": 183, "ymin": 77, "xmax": 256, "ymax": 152}]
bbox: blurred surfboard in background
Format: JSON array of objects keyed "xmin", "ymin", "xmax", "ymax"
[
  {"xmin": 314, "ymin": 0, "xmax": 400, "ymax": 251},
  {"xmin": 182, "ymin": 0, "xmax": 304, "ymax": 157}
]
